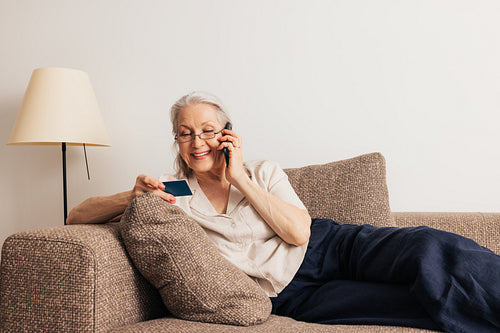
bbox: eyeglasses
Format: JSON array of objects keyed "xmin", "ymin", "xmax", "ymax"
[{"xmin": 175, "ymin": 129, "xmax": 224, "ymax": 143}]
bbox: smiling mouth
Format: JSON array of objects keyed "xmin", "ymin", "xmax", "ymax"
[{"xmin": 192, "ymin": 151, "xmax": 210, "ymax": 158}]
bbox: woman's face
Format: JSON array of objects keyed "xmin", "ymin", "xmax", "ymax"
[{"xmin": 177, "ymin": 102, "xmax": 224, "ymax": 175}]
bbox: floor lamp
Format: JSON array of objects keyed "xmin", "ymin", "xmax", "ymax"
[{"xmin": 7, "ymin": 67, "xmax": 111, "ymax": 224}]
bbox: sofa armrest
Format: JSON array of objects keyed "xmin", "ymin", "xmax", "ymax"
[
  {"xmin": 392, "ymin": 212, "xmax": 500, "ymax": 254},
  {"xmin": 0, "ymin": 223, "xmax": 166, "ymax": 332}
]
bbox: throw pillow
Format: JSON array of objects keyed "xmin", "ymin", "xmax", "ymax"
[
  {"xmin": 119, "ymin": 192, "xmax": 272, "ymax": 326},
  {"xmin": 284, "ymin": 152, "xmax": 394, "ymax": 227}
]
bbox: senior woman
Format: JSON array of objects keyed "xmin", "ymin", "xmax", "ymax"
[{"xmin": 68, "ymin": 92, "xmax": 500, "ymax": 332}]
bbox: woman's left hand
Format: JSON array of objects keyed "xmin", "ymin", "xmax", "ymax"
[{"xmin": 217, "ymin": 128, "xmax": 246, "ymax": 185}]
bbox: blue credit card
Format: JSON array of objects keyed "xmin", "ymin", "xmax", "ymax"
[{"xmin": 162, "ymin": 180, "xmax": 193, "ymax": 197}]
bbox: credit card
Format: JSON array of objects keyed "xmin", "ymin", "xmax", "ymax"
[{"xmin": 162, "ymin": 180, "xmax": 193, "ymax": 197}]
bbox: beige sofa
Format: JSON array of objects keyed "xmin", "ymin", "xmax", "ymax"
[{"xmin": 1, "ymin": 153, "xmax": 499, "ymax": 332}]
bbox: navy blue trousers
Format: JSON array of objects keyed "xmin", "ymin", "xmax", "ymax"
[{"xmin": 271, "ymin": 219, "xmax": 500, "ymax": 332}]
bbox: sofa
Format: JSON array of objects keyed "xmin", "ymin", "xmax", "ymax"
[{"xmin": 1, "ymin": 152, "xmax": 498, "ymax": 332}]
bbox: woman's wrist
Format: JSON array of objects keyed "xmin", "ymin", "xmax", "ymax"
[
  {"xmin": 127, "ymin": 189, "xmax": 138, "ymax": 203},
  {"xmin": 230, "ymin": 172, "xmax": 252, "ymax": 192}
]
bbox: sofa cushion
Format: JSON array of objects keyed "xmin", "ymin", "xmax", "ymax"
[
  {"xmin": 112, "ymin": 314, "xmax": 438, "ymax": 333},
  {"xmin": 119, "ymin": 193, "xmax": 272, "ymax": 326},
  {"xmin": 285, "ymin": 152, "xmax": 394, "ymax": 227}
]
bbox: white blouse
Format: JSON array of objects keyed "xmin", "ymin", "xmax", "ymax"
[{"xmin": 159, "ymin": 160, "xmax": 308, "ymax": 297}]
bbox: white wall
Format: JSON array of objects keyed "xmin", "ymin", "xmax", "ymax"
[{"xmin": 1, "ymin": 0, "xmax": 499, "ymax": 250}]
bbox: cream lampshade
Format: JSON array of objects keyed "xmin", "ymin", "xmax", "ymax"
[{"xmin": 7, "ymin": 67, "xmax": 111, "ymax": 224}]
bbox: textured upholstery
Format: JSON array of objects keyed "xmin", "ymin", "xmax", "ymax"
[
  {"xmin": 112, "ymin": 314, "xmax": 436, "ymax": 332},
  {"xmin": 393, "ymin": 212, "xmax": 500, "ymax": 254},
  {"xmin": 119, "ymin": 192, "xmax": 271, "ymax": 326},
  {"xmin": 3, "ymin": 213, "xmax": 498, "ymax": 332},
  {"xmin": 1, "ymin": 153, "xmax": 498, "ymax": 332},
  {"xmin": 285, "ymin": 152, "xmax": 395, "ymax": 227},
  {"xmin": 0, "ymin": 223, "xmax": 166, "ymax": 332}
]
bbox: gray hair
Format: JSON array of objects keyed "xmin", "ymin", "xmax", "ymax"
[{"xmin": 170, "ymin": 91, "xmax": 231, "ymax": 178}]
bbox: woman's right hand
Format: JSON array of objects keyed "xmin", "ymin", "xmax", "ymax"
[{"xmin": 131, "ymin": 174, "xmax": 176, "ymax": 204}]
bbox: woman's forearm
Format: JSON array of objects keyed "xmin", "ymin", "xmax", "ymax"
[
  {"xmin": 67, "ymin": 175, "xmax": 175, "ymax": 225},
  {"xmin": 66, "ymin": 191, "xmax": 132, "ymax": 225},
  {"xmin": 233, "ymin": 176, "xmax": 311, "ymax": 246}
]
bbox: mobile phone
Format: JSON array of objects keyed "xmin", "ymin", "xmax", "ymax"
[{"xmin": 222, "ymin": 122, "xmax": 232, "ymax": 167}]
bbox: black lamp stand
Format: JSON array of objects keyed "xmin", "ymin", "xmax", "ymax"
[
  {"xmin": 62, "ymin": 142, "xmax": 90, "ymax": 225},
  {"xmin": 62, "ymin": 142, "xmax": 68, "ymax": 224}
]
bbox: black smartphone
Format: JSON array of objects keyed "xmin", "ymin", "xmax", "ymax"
[{"xmin": 222, "ymin": 122, "xmax": 232, "ymax": 167}]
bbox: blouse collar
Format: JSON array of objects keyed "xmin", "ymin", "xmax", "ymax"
[{"xmin": 187, "ymin": 166, "xmax": 250, "ymax": 217}]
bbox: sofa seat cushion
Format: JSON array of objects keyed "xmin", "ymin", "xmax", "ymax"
[
  {"xmin": 119, "ymin": 193, "xmax": 272, "ymax": 326},
  {"xmin": 112, "ymin": 314, "xmax": 437, "ymax": 332},
  {"xmin": 285, "ymin": 152, "xmax": 394, "ymax": 227}
]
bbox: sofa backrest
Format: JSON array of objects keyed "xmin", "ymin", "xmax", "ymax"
[{"xmin": 284, "ymin": 152, "xmax": 395, "ymax": 227}]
